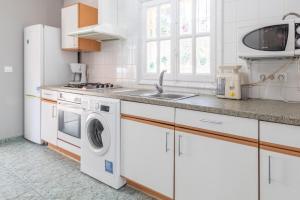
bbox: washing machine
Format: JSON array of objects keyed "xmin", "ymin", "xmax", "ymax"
[{"xmin": 81, "ymin": 96, "xmax": 126, "ymax": 189}]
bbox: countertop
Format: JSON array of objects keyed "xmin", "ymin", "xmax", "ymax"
[{"xmin": 43, "ymin": 86, "xmax": 300, "ymax": 126}]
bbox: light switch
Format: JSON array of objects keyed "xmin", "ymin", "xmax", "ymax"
[{"xmin": 4, "ymin": 66, "xmax": 13, "ymax": 73}]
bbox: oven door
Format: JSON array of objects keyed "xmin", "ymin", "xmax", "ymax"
[
  {"xmin": 238, "ymin": 21, "xmax": 295, "ymax": 58},
  {"xmin": 57, "ymin": 101, "xmax": 82, "ymax": 147}
]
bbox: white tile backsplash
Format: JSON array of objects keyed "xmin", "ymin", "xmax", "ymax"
[{"xmin": 78, "ymin": 0, "xmax": 300, "ymax": 101}]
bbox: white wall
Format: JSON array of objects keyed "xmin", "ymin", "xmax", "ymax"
[
  {"xmin": 0, "ymin": 0, "xmax": 63, "ymax": 140},
  {"xmin": 223, "ymin": 0, "xmax": 300, "ymax": 101}
]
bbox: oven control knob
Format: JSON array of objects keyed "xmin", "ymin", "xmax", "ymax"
[
  {"xmin": 297, "ymin": 26, "xmax": 300, "ymax": 35},
  {"xmin": 94, "ymin": 103, "xmax": 100, "ymax": 110}
]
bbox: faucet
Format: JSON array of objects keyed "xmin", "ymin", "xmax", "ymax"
[{"xmin": 156, "ymin": 70, "xmax": 167, "ymax": 93}]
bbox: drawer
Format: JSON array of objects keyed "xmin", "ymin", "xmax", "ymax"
[
  {"xmin": 121, "ymin": 101, "xmax": 175, "ymax": 124},
  {"xmin": 260, "ymin": 121, "xmax": 300, "ymax": 150},
  {"xmin": 42, "ymin": 90, "xmax": 58, "ymax": 101},
  {"xmin": 176, "ymin": 109, "xmax": 258, "ymax": 140}
]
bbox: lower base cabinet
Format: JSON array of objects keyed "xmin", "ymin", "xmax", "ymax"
[
  {"xmin": 121, "ymin": 117, "xmax": 174, "ymax": 199},
  {"xmin": 175, "ymin": 128, "xmax": 258, "ymax": 200},
  {"xmin": 260, "ymin": 150, "xmax": 300, "ymax": 200},
  {"xmin": 41, "ymin": 99, "xmax": 57, "ymax": 145}
]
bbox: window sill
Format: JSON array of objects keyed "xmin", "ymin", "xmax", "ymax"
[{"xmin": 138, "ymin": 79, "xmax": 216, "ymax": 90}]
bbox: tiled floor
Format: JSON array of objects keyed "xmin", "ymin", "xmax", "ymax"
[{"xmin": 0, "ymin": 138, "xmax": 152, "ymax": 200}]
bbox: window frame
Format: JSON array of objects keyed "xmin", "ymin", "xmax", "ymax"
[{"xmin": 140, "ymin": 0, "xmax": 218, "ymax": 85}]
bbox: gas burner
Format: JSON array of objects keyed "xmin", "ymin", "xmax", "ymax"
[{"xmin": 64, "ymin": 83, "xmax": 116, "ymax": 89}]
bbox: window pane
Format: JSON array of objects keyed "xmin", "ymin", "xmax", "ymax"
[
  {"xmin": 160, "ymin": 40, "xmax": 171, "ymax": 73},
  {"xmin": 160, "ymin": 4, "xmax": 171, "ymax": 37},
  {"xmin": 179, "ymin": 0, "xmax": 192, "ymax": 35},
  {"xmin": 196, "ymin": 0, "xmax": 210, "ymax": 33},
  {"xmin": 147, "ymin": 7, "xmax": 157, "ymax": 39},
  {"xmin": 146, "ymin": 42, "xmax": 158, "ymax": 73},
  {"xmin": 196, "ymin": 36, "xmax": 210, "ymax": 74},
  {"xmin": 180, "ymin": 38, "xmax": 193, "ymax": 74}
]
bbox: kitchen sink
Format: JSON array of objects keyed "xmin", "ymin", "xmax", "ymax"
[{"xmin": 133, "ymin": 92, "xmax": 197, "ymax": 101}]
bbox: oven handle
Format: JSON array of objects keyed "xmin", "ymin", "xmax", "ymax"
[{"xmin": 57, "ymin": 101, "xmax": 83, "ymax": 114}]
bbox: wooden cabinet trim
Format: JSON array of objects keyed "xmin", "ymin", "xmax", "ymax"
[
  {"xmin": 78, "ymin": 3, "xmax": 98, "ymax": 28},
  {"xmin": 42, "ymin": 99, "xmax": 57, "ymax": 104},
  {"xmin": 48, "ymin": 143, "xmax": 80, "ymax": 162},
  {"xmin": 260, "ymin": 141, "xmax": 300, "ymax": 157},
  {"xmin": 175, "ymin": 126, "xmax": 258, "ymax": 148},
  {"xmin": 124, "ymin": 177, "xmax": 173, "ymax": 200},
  {"xmin": 62, "ymin": 3, "xmax": 101, "ymax": 52},
  {"xmin": 121, "ymin": 114, "xmax": 175, "ymax": 128}
]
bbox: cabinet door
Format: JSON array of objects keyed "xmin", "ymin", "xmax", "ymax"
[
  {"xmin": 121, "ymin": 118, "xmax": 174, "ymax": 199},
  {"xmin": 62, "ymin": 4, "xmax": 78, "ymax": 49},
  {"xmin": 41, "ymin": 101, "xmax": 58, "ymax": 145},
  {"xmin": 260, "ymin": 150, "xmax": 300, "ymax": 200},
  {"xmin": 175, "ymin": 129, "xmax": 258, "ymax": 200}
]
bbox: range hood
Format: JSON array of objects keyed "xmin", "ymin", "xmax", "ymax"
[{"xmin": 69, "ymin": 0, "xmax": 125, "ymax": 41}]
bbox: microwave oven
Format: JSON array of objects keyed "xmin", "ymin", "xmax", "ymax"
[{"xmin": 238, "ymin": 20, "xmax": 300, "ymax": 59}]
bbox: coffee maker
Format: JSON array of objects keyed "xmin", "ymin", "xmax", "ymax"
[{"xmin": 69, "ymin": 63, "xmax": 87, "ymax": 84}]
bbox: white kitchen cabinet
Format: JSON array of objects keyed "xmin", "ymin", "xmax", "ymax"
[
  {"xmin": 61, "ymin": 3, "xmax": 100, "ymax": 51},
  {"xmin": 175, "ymin": 109, "xmax": 259, "ymax": 200},
  {"xmin": 260, "ymin": 122, "xmax": 300, "ymax": 200},
  {"xmin": 121, "ymin": 117, "xmax": 174, "ymax": 199},
  {"xmin": 175, "ymin": 128, "xmax": 258, "ymax": 200},
  {"xmin": 41, "ymin": 100, "xmax": 58, "ymax": 145},
  {"xmin": 260, "ymin": 150, "xmax": 300, "ymax": 200}
]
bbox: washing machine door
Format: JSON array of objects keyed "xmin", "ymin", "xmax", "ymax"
[{"xmin": 85, "ymin": 113, "xmax": 111, "ymax": 156}]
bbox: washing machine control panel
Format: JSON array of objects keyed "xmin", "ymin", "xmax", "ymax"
[
  {"xmin": 88, "ymin": 100, "xmax": 111, "ymax": 113},
  {"xmin": 101, "ymin": 105, "xmax": 110, "ymax": 112}
]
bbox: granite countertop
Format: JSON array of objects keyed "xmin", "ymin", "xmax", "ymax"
[{"xmin": 43, "ymin": 86, "xmax": 300, "ymax": 126}]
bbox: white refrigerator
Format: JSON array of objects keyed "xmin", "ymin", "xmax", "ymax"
[{"xmin": 24, "ymin": 24, "xmax": 77, "ymax": 144}]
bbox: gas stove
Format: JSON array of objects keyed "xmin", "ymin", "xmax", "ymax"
[{"xmin": 64, "ymin": 83, "xmax": 117, "ymax": 90}]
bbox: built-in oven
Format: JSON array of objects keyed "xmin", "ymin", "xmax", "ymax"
[{"xmin": 57, "ymin": 92, "xmax": 83, "ymax": 148}]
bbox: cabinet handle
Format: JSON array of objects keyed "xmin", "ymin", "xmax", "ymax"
[
  {"xmin": 199, "ymin": 119, "xmax": 223, "ymax": 125},
  {"xmin": 165, "ymin": 132, "xmax": 170, "ymax": 152},
  {"xmin": 52, "ymin": 105, "xmax": 57, "ymax": 118},
  {"xmin": 268, "ymin": 156, "xmax": 271, "ymax": 184},
  {"xmin": 178, "ymin": 135, "xmax": 183, "ymax": 157},
  {"xmin": 52, "ymin": 105, "xmax": 54, "ymax": 118}
]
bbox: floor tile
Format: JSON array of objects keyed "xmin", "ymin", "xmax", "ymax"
[{"xmin": 0, "ymin": 138, "xmax": 153, "ymax": 200}]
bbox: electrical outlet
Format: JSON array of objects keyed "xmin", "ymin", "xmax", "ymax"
[
  {"xmin": 4, "ymin": 66, "xmax": 13, "ymax": 73},
  {"xmin": 276, "ymin": 73, "xmax": 288, "ymax": 82}
]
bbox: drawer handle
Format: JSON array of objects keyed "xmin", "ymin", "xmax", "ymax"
[
  {"xmin": 268, "ymin": 156, "xmax": 272, "ymax": 184},
  {"xmin": 178, "ymin": 135, "xmax": 183, "ymax": 157},
  {"xmin": 199, "ymin": 119, "xmax": 223, "ymax": 125},
  {"xmin": 165, "ymin": 132, "xmax": 170, "ymax": 153}
]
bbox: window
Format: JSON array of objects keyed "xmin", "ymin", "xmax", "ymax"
[{"xmin": 141, "ymin": 0, "xmax": 216, "ymax": 84}]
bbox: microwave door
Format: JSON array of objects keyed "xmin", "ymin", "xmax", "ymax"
[
  {"xmin": 238, "ymin": 21, "xmax": 295, "ymax": 58},
  {"xmin": 243, "ymin": 24, "xmax": 289, "ymax": 52}
]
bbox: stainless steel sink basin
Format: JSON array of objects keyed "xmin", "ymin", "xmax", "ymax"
[{"xmin": 133, "ymin": 92, "xmax": 197, "ymax": 101}]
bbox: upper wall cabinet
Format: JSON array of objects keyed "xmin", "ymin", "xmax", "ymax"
[{"xmin": 61, "ymin": 3, "xmax": 101, "ymax": 52}]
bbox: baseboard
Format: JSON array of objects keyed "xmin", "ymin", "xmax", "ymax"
[
  {"xmin": 48, "ymin": 143, "xmax": 80, "ymax": 162},
  {"xmin": 124, "ymin": 177, "xmax": 173, "ymax": 200}
]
